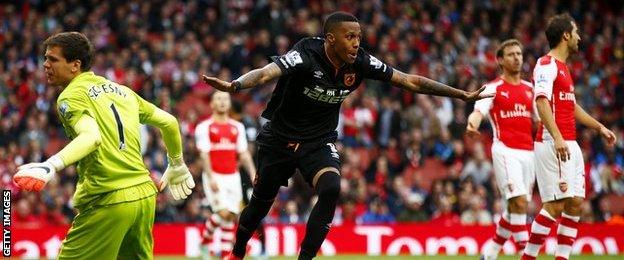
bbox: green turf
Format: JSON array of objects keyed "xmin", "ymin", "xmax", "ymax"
[
  {"xmin": 155, "ymin": 255, "xmax": 624, "ymax": 260},
  {"xmin": 274, "ymin": 256, "xmax": 623, "ymax": 260}
]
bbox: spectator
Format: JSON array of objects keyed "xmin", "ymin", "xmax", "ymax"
[
  {"xmin": 375, "ymin": 96, "xmax": 402, "ymax": 148},
  {"xmin": 359, "ymin": 198, "xmax": 396, "ymax": 224},
  {"xmin": 397, "ymin": 193, "xmax": 429, "ymax": 222},
  {"xmin": 460, "ymin": 144, "xmax": 492, "ymax": 186},
  {"xmin": 280, "ymin": 200, "xmax": 302, "ymax": 224},
  {"xmin": 13, "ymin": 198, "xmax": 44, "ymax": 229},
  {"xmin": 430, "ymin": 196, "xmax": 461, "ymax": 227},
  {"xmin": 460, "ymin": 196, "xmax": 493, "ymax": 225}
]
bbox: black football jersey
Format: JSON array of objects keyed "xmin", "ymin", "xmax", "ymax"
[{"xmin": 261, "ymin": 37, "xmax": 393, "ymax": 141}]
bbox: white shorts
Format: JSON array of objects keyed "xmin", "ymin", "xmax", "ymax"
[
  {"xmin": 492, "ymin": 142, "xmax": 535, "ymax": 200},
  {"xmin": 535, "ymin": 140, "xmax": 585, "ymax": 202},
  {"xmin": 203, "ymin": 172, "xmax": 243, "ymax": 214}
]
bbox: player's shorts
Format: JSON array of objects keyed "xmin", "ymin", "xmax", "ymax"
[
  {"xmin": 59, "ymin": 182, "xmax": 156, "ymax": 260},
  {"xmin": 253, "ymin": 124, "xmax": 341, "ymax": 200},
  {"xmin": 535, "ymin": 140, "xmax": 585, "ymax": 202},
  {"xmin": 491, "ymin": 142, "xmax": 535, "ymax": 200},
  {"xmin": 203, "ymin": 172, "xmax": 243, "ymax": 214}
]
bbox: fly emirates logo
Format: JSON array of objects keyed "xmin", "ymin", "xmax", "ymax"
[
  {"xmin": 500, "ymin": 104, "xmax": 531, "ymax": 119},
  {"xmin": 559, "ymin": 91, "xmax": 576, "ymax": 102},
  {"xmin": 212, "ymin": 138, "xmax": 236, "ymax": 150}
]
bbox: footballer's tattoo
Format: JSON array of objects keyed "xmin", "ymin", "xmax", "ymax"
[
  {"xmin": 236, "ymin": 63, "xmax": 282, "ymax": 89},
  {"xmin": 390, "ymin": 69, "xmax": 467, "ymax": 100}
]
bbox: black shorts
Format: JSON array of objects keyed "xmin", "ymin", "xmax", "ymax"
[{"xmin": 255, "ymin": 124, "xmax": 341, "ymax": 189}]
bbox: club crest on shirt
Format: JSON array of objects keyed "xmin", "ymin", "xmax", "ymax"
[
  {"xmin": 536, "ymin": 74, "xmax": 548, "ymax": 84},
  {"xmin": 526, "ymin": 90, "xmax": 533, "ymax": 99},
  {"xmin": 559, "ymin": 181, "xmax": 568, "ymax": 192},
  {"xmin": 58, "ymin": 102, "xmax": 71, "ymax": 120},
  {"xmin": 344, "ymin": 73, "xmax": 356, "ymax": 87}
]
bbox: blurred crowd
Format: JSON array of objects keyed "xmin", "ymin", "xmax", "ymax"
[{"xmin": 2, "ymin": 0, "xmax": 624, "ymax": 229}]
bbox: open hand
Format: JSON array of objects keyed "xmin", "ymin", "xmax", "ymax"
[
  {"xmin": 599, "ymin": 126, "xmax": 617, "ymax": 147},
  {"xmin": 202, "ymin": 75, "xmax": 234, "ymax": 93},
  {"xmin": 13, "ymin": 162, "xmax": 56, "ymax": 192},
  {"xmin": 159, "ymin": 156, "xmax": 195, "ymax": 200},
  {"xmin": 554, "ymin": 138, "xmax": 571, "ymax": 162},
  {"xmin": 464, "ymin": 85, "xmax": 495, "ymax": 102}
]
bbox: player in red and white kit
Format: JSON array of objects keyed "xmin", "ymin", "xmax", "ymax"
[
  {"xmin": 521, "ymin": 14, "xmax": 617, "ymax": 260},
  {"xmin": 466, "ymin": 39, "xmax": 534, "ymax": 259},
  {"xmin": 195, "ymin": 91, "xmax": 257, "ymax": 258}
]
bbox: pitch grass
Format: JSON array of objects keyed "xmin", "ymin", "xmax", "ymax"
[{"xmin": 156, "ymin": 255, "xmax": 624, "ymax": 259}]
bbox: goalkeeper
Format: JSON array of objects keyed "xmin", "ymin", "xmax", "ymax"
[{"xmin": 12, "ymin": 32, "xmax": 195, "ymax": 259}]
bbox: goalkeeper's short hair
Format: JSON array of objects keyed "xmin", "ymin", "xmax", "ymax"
[{"xmin": 43, "ymin": 32, "xmax": 94, "ymax": 72}]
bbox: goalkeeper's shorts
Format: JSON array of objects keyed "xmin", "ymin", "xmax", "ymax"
[{"xmin": 58, "ymin": 182, "xmax": 157, "ymax": 260}]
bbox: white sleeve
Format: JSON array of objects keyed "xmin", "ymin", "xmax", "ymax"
[
  {"xmin": 236, "ymin": 122, "xmax": 248, "ymax": 153},
  {"xmin": 473, "ymin": 84, "xmax": 496, "ymax": 116},
  {"xmin": 195, "ymin": 121, "xmax": 211, "ymax": 152},
  {"xmin": 531, "ymin": 89, "xmax": 542, "ymax": 122},
  {"xmin": 533, "ymin": 59, "xmax": 557, "ymax": 101}
]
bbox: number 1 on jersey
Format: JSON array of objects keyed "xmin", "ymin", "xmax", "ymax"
[{"xmin": 110, "ymin": 104, "xmax": 126, "ymax": 150}]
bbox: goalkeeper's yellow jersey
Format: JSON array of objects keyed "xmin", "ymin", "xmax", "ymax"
[{"xmin": 56, "ymin": 71, "xmax": 156, "ymax": 209}]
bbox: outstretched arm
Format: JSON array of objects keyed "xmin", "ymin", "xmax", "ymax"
[
  {"xmin": 390, "ymin": 69, "xmax": 491, "ymax": 101},
  {"xmin": 202, "ymin": 63, "xmax": 282, "ymax": 93}
]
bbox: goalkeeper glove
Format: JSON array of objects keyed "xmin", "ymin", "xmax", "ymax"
[
  {"xmin": 13, "ymin": 155, "xmax": 65, "ymax": 192},
  {"xmin": 159, "ymin": 156, "xmax": 195, "ymax": 200}
]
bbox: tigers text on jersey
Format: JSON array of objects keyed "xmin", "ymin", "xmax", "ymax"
[
  {"xmin": 533, "ymin": 55, "xmax": 576, "ymax": 142},
  {"xmin": 473, "ymin": 77, "xmax": 534, "ymax": 150},
  {"xmin": 56, "ymin": 71, "xmax": 156, "ymax": 208},
  {"xmin": 262, "ymin": 37, "xmax": 394, "ymax": 141},
  {"xmin": 195, "ymin": 117, "xmax": 247, "ymax": 174}
]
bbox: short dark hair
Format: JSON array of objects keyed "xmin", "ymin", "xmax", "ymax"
[
  {"xmin": 43, "ymin": 32, "xmax": 94, "ymax": 71},
  {"xmin": 323, "ymin": 12, "xmax": 358, "ymax": 35},
  {"xmin": 496, "ymin": 39, "xmax": 523, "ymax": 58},
  {"xmin": 545, "ymin": 13, "xmax": 575, "ymax": 49}
]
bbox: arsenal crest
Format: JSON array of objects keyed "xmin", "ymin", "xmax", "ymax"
[
  {"xmin": 344, "ymin": 73, "xmax": 356, "ymax": 87},
  {"xmin": 526, "ymin": 90, "xmax": 533, "ymax": 99},
  {"xmin": 559, "ymin": 181, "xmax": 568, "ymax": 192}
]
